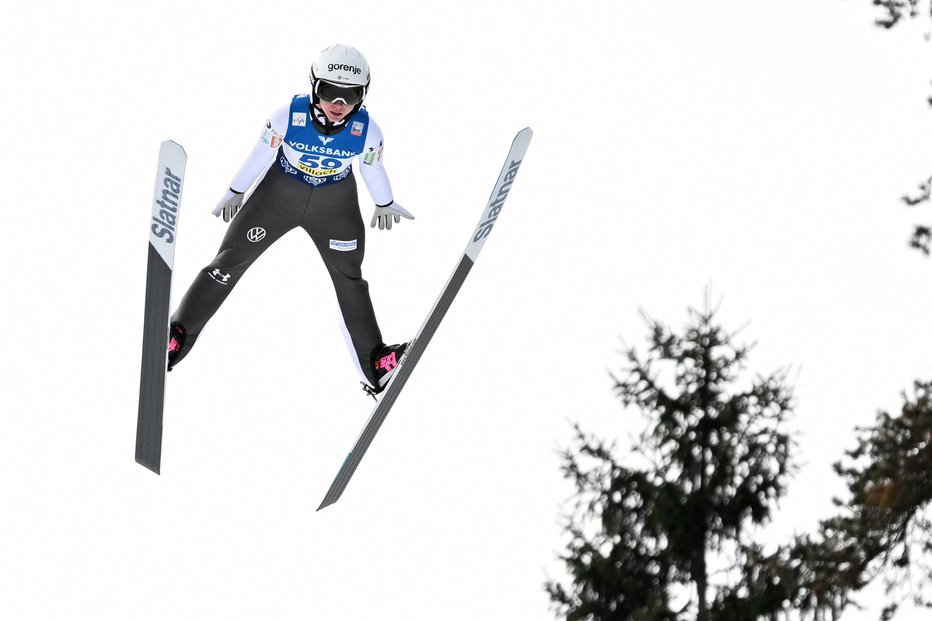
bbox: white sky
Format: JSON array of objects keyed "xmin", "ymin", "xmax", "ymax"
[{"xmin": 2, "ymin": 1, "xmax": 932, "ymax": 619}]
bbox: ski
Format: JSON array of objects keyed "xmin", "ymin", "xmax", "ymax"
[
  {"xmin": 135, "ymin": 140, "xmax": 187, "ymax": 474},
  {"xmin": 317, "ymin": 127, "xmax": 533, "ymax": 510}
]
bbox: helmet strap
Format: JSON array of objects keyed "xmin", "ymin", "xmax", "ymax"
[{"xmin": 311, "ymin": 102, "xmax": 350, "ymax": 134}]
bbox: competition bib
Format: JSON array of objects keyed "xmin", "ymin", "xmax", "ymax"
[{"xmin": 277, "ymin": 95, "xmax": 370, "ymax": 187}]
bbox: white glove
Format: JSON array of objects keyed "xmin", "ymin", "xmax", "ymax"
[
  {"xmin": 370, "ymin": 201, "xmax": 414, "ymax": 230},
  {"xmin": 211, "ymin": 188, "xmax": 245, "ymax": 222}
]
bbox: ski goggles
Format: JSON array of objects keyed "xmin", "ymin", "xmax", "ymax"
[{"xmin": 315, "ymin": 81, "xmax": 364, "ymax": 105}]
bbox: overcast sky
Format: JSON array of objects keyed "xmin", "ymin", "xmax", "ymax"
[{"xmin": 2, "ymin": 1, "xmax": 932, "ymax": 619}]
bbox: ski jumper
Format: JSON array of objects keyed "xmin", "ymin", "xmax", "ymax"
[{"xmin": 171, "ymin": 95, "xmax": 395, "ymax": 385}]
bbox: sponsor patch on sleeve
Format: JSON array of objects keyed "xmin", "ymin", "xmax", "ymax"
[
  {"xmin": 362, "ymin": 141, "xmax": 384, "ymax": 166},
  {"xmin": 261, "ymin": 120, "xmax": 284, "ymax": 148}
]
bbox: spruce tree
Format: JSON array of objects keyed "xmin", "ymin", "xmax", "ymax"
[{"xmin": 548, "ymin": 301, "xmax": 796, "ymax": 620}]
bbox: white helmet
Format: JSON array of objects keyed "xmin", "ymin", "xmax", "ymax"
[{"xmin": 310, "ymin": 44, "xmax": 371, "ymax": 106}]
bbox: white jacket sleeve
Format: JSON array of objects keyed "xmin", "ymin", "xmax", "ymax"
[
  {"xmin": 228, "ymin": 105, "xmax": 289, "ymax": 194},
  {"xmin": 357, "ymin": 117, "xmax": 394, "ymax": 206}
]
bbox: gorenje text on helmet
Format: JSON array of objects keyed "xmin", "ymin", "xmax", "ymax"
[{"xmin": 328, "ymin": 63, "xmax": 362, "ymax": 75}]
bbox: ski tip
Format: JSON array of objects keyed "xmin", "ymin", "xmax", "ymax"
[
  {"xmin": 161, "ymin": 139, "xmax": 187, "ymax": 156},
  {"xmin": 511, "ymin": 127, "xmax": 533, "ymax": 152}
]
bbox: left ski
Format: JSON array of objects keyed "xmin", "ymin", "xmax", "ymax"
[
  {"xmin": 135, "ymin": 140, "xmax": 187, "ymax": 474},
  {"xmin": 317, "ymin": 127, "xmax": 533, "ymax": 510}
]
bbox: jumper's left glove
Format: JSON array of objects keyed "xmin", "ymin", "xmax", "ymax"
[
  {"xmin": 211, "ymin": 188, "xmax": 245, "ymax": 223},
  {"xmin": 370, "ymin": 201, "xmax": 414, "ymax": 231}
]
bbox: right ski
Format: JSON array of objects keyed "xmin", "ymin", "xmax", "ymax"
[
  {"xmin": 135, "ymin": 140, "xmax": 187, "ymax": 474},
  {"xmin": 317, "ymin": 127, "xmax": 533, "ymax": 510}
]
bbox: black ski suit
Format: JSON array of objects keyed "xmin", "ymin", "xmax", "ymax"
[{"xmin": 170, "ymin": 96, "xmax": 396, "ymax": 387}]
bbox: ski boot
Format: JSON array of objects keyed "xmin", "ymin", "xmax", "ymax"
[
  {"xmin": 167, "ymin": 323, "xmax": 186, "ymax": 372},
  {"xmin": 363, "ymin": 342, "xmax": 409, "ymax": 398}
]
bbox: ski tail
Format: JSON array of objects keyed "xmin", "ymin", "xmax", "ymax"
[
  {"xmin": 316, "ymin": 127, "xmax": 533, "ymax": 510},
  {"xmin": 136, "ymin": 140, "xmax": 187, "ymax": 474}
]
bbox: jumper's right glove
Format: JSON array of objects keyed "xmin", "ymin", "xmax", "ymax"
[
  {"xmin": 370, "ymin": 201, "xmax": 415, "ymax": 230},
  {"xmin": 211, "ymin": 188, "xmax": 245, "ymax": 222}
]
